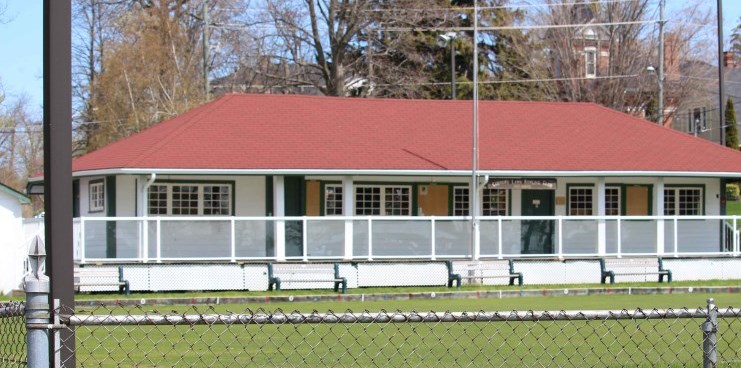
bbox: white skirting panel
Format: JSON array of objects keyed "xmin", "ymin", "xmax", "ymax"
[
  {"xmin": 356, "ymin": 263, "xmax": 448, "ymax": 287},
  {"xmin": 663, "ymin": 258, "xmax": 741, "ymax": 281},
  {"xmin": 72, "ymin": 258, "xmax": 741, "ymax": 293}
]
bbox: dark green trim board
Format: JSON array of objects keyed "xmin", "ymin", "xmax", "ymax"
[
  {"xmin": 72, "ymin": 179, "xmax": 80, "ymax": 218},
  {"xmin": 265, "ymin": 176, "xmax": 274, "ymax": 257},
  {"xmin": 412, "ymin": 185, "xmax": 419, "ymax": 216},
  {"xmin": 105, "ymin": 176, "xmax": 117, "ymax": 259}
]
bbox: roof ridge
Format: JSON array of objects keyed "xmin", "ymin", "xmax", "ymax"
[
  {"xmin": 227, "ymin": 93, "xmax": 598, "ymax": 107},
  {"xmin": 124, "ymin": 95, "xmax": 235, "ymax": 167}
]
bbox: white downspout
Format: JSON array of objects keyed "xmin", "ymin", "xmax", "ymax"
[{"xmin": 141, "ymin": 173, "xmax": 156, "ymax": 262}]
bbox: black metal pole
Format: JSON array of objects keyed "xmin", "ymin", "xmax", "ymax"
[
  {"xmin": 44, "ymin": 0, "xmax": 74, "ymax": 365},
  {"xmin": 451, "ymin": 41, "xmax": 456, "ymax": 100},
  {"xmin": 718, "ymin": 0, "xmax": 726, "ymax": 146}
]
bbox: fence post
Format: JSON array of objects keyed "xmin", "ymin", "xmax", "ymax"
[
  {"xmin": 25, "ymin": 235, "xmax": 50, "ymax": 368},
  {"xmin": 702, "ymin": 297, "xmax": 718, "ymax": 368}
]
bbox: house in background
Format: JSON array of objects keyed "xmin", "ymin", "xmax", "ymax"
[
  {"xmin": 669, "ymin": 52, "xmax": 741, "ymax": 146},
  {"xmin": 0, "ymin": 182, "xmax": 30, "ymax": 295},
  {"xmin": 34, "ymin": 93, "xmax": 741, "ymax": 266}
]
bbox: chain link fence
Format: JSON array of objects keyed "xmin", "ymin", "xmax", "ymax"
[
  {"xmin": 0, "ymin": 301, "xmax": 26, "ymax": 367},
  {"xmin": 29, "ymin": 303, "xmax": 733, "ymax": 367}
]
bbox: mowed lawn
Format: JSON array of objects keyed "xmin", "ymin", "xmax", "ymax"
[{"xmin": 67, "ymin": 292, "xmax": 741, "ymax": 367}]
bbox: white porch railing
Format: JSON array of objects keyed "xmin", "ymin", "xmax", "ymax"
[{"xmin": 64, "ymin": 215, "xmax": 741, "ymax": 264}]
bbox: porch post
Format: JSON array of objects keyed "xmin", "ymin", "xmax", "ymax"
[
  {"xmin": 655, "ymin": 178, "xmax": 665, "ymax": 255},
  {"xmin": 274, "ymin": 176, "xmax": 286, "ymax": 261},
  {"xmin": 597, "ymin": 178, "xmax": 606, "ymax": 256},
  {"xmin": 342, "ymin": 176, "xmax": 354, "ymax": 260}
]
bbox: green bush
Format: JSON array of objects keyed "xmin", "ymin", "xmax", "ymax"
[{"xmin": 726, "ymin": 183, "xmax": 740, "ymax": 201}]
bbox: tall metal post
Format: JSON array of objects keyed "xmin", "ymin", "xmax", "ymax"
[
  {"xmin": 450, "ymin": 41, "xmax": 456, "ymax": 100},
  {"xmin": 44, "ymin": 0, "xmax": 74, "ymax": 365},
  {"xmin": 471, "ymin": 0, "xmax": 480, "ymax": 260},
  {"xmin": 657, "ymin": 0, "xmax": 665, "ymax": 124},
  {"xmin": 202, "ymin": 0, "xmax": 210, "ymax": 98},
  {"xmin": 702, "ymin": 298, "xmax": 718, "ymax": 368},
  {"xmin": 25, "ymin": 237, "xmax": 50, "ymax": 368},
  {"xmin": 718, "ymin": 0, "xmax": 726, "ymax": 146}
]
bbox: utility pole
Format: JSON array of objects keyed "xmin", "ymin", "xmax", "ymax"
[
  {"xmin": 202, "ymin": 0, "xmax": 210, "ymax": 99},
  {"xmin": 450, "ymin": 40, "xmax": 456, "ymax": 100},
  {"xmin": 718, "ymin": 0, "xmax": 726, "ymax": 146},
  {"xmin": 471, "ymin": 0, "xmax": 480, "ymax": 260},
  {"xmin": 658, "ymin": 0, "xmax": 665, "ymax": 124}
]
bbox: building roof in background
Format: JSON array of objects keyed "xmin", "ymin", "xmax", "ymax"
[
  {"xmin": 70, "ymin": 93, "xmax": 741, "ymax": 176},
  {"xmin": 0, "ymin": 182, "xmax": 30, "ymax": 204}
]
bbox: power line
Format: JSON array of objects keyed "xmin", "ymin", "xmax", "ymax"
[
  {"xmin": 381, "ymin": 20, "xmax": 658, "ymax": 32},
  {"xmin": 371, "ymin": 73, "xmax": 640, "ymax": 87},
  {"xmin": 363, "ymin": 0, "xmax": 658, "ymax": 13}
]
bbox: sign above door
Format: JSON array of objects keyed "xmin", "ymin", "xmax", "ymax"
[{"xmin": 485, "ymin": 178, "xmax": 557, "ymax": 190}]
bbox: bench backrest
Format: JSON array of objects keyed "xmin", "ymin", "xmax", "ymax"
[
  {"xmin": 600, "ymin": 258, "xmax": 663, "ymax": 272},
  {"xmin": 448, "ymin": 260, "xmax": 515, "ymax": 275},
  {"xmin": 268, "ymin": 263, "xmax": 340, "ymax": 279},
  {"xmin": 73, "ymin": 267, "xmax": 123, "ymax": 282}
]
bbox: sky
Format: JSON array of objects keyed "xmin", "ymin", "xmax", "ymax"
[{"xmin": 0, "ymin": 0, "xmax": 740, "ymax": 119}]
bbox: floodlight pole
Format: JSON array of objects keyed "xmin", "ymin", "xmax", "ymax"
[
  {"xmin": 657, "ymin": 0, "xmax": 665, "ymax": 125},
  {"xmin": 718, "ymin": 0, "xmax": 726, "ymax": 146},
  {"xmin": 471, "ymin": 0, "xmax": 480, "ymax": 260},
  {"xmin": 44, "ymin": 0, "xmax": 74, "ymax": 365}
]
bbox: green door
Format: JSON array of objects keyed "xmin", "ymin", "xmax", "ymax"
[
  {"xmin": 284, "ymin": 176, "xmax": 305, "ymax": 257},
  {"xmin": 521, "ymin": 190, "xmax": 554, "ymax": 254}
]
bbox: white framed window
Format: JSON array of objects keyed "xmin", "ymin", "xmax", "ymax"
[
  {"xmin": 482, "ymin": 189, "xmax": 507, "ymax": 216},
  {"xmin": 89, "ymin": 180, "xmax": 105, "ymax": 213},
  {"xmin": 203, "ymin": 185, "xmax": 231, "ymax": 215},
  {"xmin": 453, "ymin": 186, "xmax": 470, "ymax": 216},
  {"xmin": 569, "ymin": 186, "xmax": 593, "ymax": 216},
  {"xmin": 325, "ymin": 184, "xmax": 343, "ymax": 215},
  {"xmin": 354, "ymin": 185, "xmax": 411, "ymax": 216},
  {"xmin": 584, "ymin": 47, "xmax": 597, "ymax": 78},
  {"xmin": 605, "ymin": 187, "xmax": 621, "ymax": 216},
  {"xmin": 664, "ymin": 187, "xmax": 703, "ymax": 216},
  {"xmin": 148, "ymin": 185, "xmax": 168, "ymax": 215},
  {"xmin": 452, "ymin": 186, "xmax": 508, "ymax": 216},
  {"xmin": 147, "ymin": 183, "xmax": 233, "ymax": 216}
]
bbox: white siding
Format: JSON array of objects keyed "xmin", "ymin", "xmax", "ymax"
[
  {"xmin": 117, "ymin": 175, "xmax": 137, "ymax": 216},
  {"xmin": 0, "ymin": 193, "xmax": 25, "ymax": 295}
]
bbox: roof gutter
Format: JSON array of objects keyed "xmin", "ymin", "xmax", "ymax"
[{"xmin": 40, "ymin": 168, "xmax": 741, "ymax": 179}]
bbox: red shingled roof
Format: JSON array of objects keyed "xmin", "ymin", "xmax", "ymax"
[{"xmin": 71, "ymin": 93, "xmax": 741, "ymax": 174}]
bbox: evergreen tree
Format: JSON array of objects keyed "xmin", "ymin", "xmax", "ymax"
[{"xmin": 726, "ymin": 98, "xmax": 739, "ymax": 150}]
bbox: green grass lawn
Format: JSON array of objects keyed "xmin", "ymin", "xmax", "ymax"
[
  {"xmin": 69, "ymin": 292, "xmax": 741, "ymax": 367},
  {"xmin": 727, "ymin": 201, "xmax": 741, "ymax": 216},
  {"xmin": 7, "ymin": 286, "xmax": 741, "ymax": 367}
]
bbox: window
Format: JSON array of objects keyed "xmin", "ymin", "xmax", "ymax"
[
  {"xmin": 664, "ymin": 187, "xmax": 702, "ymax": 215},
  {"xmin": 585, "ymin": 48, "xmax": 597, "ymax": 78},
  {"xmin": 452, "ymin": 186, "xmax": 508, "ymax": 216},
  {"xmin": 569, "ymin": 187, "xmax": 593, "ymax": 216},
  {"xmin": 482, "ymin": 189, "xmax": 507, "ymax": 216},
  {"xmin": 691, "ymin": 108, "xmax": 707, "ymax": 133},
  {"xmin": 89, "ymin": 180, "xmax": 105, "ymax": 213},
  {"xmin": 325, "ymin": 185, "xmax": 343, "ymax": 215},
  {"xmin": 605, "ymin": 187, "xmax": 621, "ymax": 216},
  {"xmin": 148, "ymin": 185, "xmax": 168, "ymax": 215},
  {"xmin": 203, "ymin": 185, "xmax": 231, "ymax": 215},
  {"xmin": 147, "ymin": 183, "xmax": 232, "ymax": 216},
  {"xmin": 569, "ymin": 186, "xmax": 621, "ymax": 216},
  {"xmin": 354, "ymin": 185, "xmax": 411, "ymax": 216},
  {"xmin": 453, "ymin": 187, "xmax": 470, "ymax": 216}
]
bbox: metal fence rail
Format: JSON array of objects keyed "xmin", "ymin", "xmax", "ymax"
[
  {"xmin": 0, "ymin": 301, "xmax": 27, "ymax": 367},
  {"xmin": 48, "ymin": 302, "xmax": 741, "ymax": 368}
]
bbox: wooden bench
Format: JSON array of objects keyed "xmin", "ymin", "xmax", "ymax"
[
  {"xmin": 600, "ymin": 257, "xmax": 672, "ymax": 284},
  {"xmin": 446, "ymin": 260, "xmax": 523, "ymax": 287},
  {"xmin": 74, "ymin": 266, "xmax": 130, "ymax": 294},
  {"xmin": 268, "ymin": 263, "xmax": 347, "ymax": 294}
]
